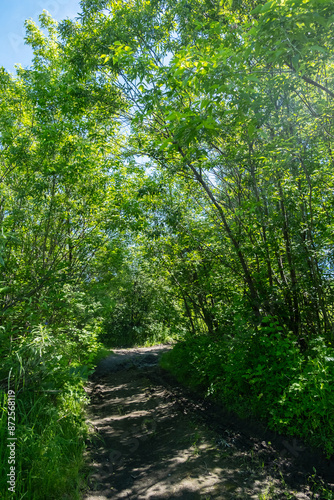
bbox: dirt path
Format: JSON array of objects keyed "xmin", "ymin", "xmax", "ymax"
[{"xmin": 82, "ymin": 346, "xmax": 334, "ymax": 500}]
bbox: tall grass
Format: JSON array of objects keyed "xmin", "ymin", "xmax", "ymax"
[{"xmin": 0, "ymin": 325, "xmax": 105, "ymax": 499}]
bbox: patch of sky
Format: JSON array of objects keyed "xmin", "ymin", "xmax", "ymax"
[{"xmin": 0, "ymin": 0, "xmax": 81, "ymax": 74}]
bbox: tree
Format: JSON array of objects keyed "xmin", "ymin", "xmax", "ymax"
[
  {"xmin": 59, "ymin": 0, "xmax": 334, "ymax": 344},
  {"xmin": 0, "ymin": 12, "xmax": 125, "ymax": 342}
]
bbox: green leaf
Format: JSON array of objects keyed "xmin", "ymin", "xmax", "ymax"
[{"xmin": 308, "ymin": 45, "xmax": 328, "ymax": 54}]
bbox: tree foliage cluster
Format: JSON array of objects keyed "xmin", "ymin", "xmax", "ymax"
[
  {"xmin": 67, "ymin": 0, "xmax": 334, "ymax": 343},
  {"xmin": 1, "ymin": 0, "xmax": 334, "ymax": 496}
]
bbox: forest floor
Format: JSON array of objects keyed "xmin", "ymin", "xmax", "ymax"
[{"xmin": 81, "ymin": 346, "xmax": 334, "ymax": 500}]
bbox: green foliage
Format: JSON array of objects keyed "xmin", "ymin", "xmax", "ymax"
[
  {"xmin": 0, "ymin": 321, "xmax": 107, "ymax": 499},
  {"xmin": 271, "ymin": 338, "xmax": 334, "ymax": 456},
  {"xmin": 100, "ymin": 249, "xmax": 186, "ymax": 347},
  {"xmin": 161, "ymin": 329, "xmax": 334, "ymax": 457},
  {"xmin": 66, "ymin": 0, "xmax": 334, "ymax": 344},
  {"xmin": 160, "ymin": 335, "xmax": 226, "ymax": 390},
  {"xmin": 0, "ymin": 386, "xmax": 87, "ymax": 500}
]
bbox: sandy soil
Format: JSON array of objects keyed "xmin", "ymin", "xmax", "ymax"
[{"xmin": 81, "ymin": 346, "xmax": 334, "ymax": 500}]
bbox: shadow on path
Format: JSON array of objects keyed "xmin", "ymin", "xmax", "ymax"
[{"xmin": 82, "ymin": 346, "xmax": 334, "ymax": 500}]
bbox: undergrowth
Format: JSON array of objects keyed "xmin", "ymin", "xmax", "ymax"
[
  {"xmin": 0, "ymin": 324, "xmax": 108, "ymax": 499},
  {"xmin": 160, "ymin": 319, "xmax": 334, "ymax": 458}
]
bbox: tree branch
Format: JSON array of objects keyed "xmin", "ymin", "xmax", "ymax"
[{"xmin": 285, "ymin": 61, "xmax": 334, "ymax": 99}]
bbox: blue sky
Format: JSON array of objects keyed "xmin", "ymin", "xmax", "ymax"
[{"xmin": 0, "ymin": 0, "xmax": 81, "ymax": 74}]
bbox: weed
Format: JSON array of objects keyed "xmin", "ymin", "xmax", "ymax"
[
  {"xmin": 117, "ymin": 405, "xmax": 124, "ymax": 415},
  {"xmin": 191, "ymin": 431, "xmax": 202, "ymax": 455},
  {"xmin": 308, "ymin": 468, "xmax": 334, "ymax": 499},
  {"xmin": 258, "ymin": 482, "xmax": 275, "ymax": 500}
]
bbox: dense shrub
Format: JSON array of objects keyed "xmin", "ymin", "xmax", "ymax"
[
  {"xmin": 269, "ymin": 337, "xmax": 334, "ymax": 455},
  {"xmin": 160, "ymin": 325, "xmax": 334, "ymax": 457}
]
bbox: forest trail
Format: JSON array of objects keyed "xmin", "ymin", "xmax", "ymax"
[{"xmin": 82, "ymin": 346, "xmax": 332, "ymax": 500}]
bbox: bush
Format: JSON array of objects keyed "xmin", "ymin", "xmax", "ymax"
[
  {"xmin": 269, "ymin": 337, "xmax": 334, "ymax": 456},
  {"xmin": 161, "ymin": 325, "xmax": 334, "ymax": 457}
]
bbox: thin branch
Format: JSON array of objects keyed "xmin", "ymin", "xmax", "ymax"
[{"xmin": 285, "ymin": 61, "xmax": 334, "ymax": 99}]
